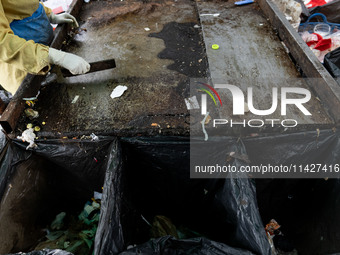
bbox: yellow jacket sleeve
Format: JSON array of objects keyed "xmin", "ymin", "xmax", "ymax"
[{"xmin": 0, "ymin": 1, "xmax": 51, "ymax": 75}]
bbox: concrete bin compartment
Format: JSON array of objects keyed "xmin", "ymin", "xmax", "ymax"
[
  {"xmin": 0, "ymin": 133, "xmax": 340, "ymax": 254},
  {"xmin": 0, "ymin": 137, "xmax": 270, "ymax": 255},
  {"xmin": 0, "ymin": 138, "xmax": 116, "ymax": 255},
  {"xmin": 95, "ymin": 137, "xmax": 271, "ymax": 255}
]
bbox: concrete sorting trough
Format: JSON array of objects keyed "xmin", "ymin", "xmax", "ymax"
[{"xmin": 14, "ymin": 0, "xmax": 337, "ymax": 137}]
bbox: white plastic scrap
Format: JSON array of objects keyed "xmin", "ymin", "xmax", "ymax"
[
  {"xmin": 110, "ymin": 85, "xmax": 128, "ymax": 99},
  {"xmin": 71, "ymin": 95, "xmax": 79, "ymax": 104},
  {"xmin": 17, "ymin": 128, "xmax": 37, "ymax": 150},
  {"xmin": 23, "ymin": 90, "xmax": 40, "ymax": 101},
  {"xmin": 200, "ymin": 13, "xmax": 220, "ymax": 17},
  {"xmin": 144, "ymin": 27, "xmax": 151, "ymax": 31},
  {"xmin": 94, "ymin": 191, "xmax": 103, "ymax": 200},
  {"xmin": 90, "ymin": 133, "xmax": 99, "ymax": 141},
  {"xmin": 184, "ymin": 96, "xmax": 200, "ymax": 110}
]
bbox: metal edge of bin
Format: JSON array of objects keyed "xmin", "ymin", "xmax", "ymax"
[
  {"xmin": 0, "ymin": 0, "xmax": 84, "ymax": 134},
  {"xmin": 258, "ymin": 0, "xmax": 340, "ymax": 125}
]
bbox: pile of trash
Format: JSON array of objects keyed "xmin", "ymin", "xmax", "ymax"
[
  {"xmin": 272, "ymin": 0, "xmax": 302, "ymax": 29},
  {"xmin": 17, "ymin": 94, "xmax": 44, "ymax": 150},
  {"xmin": 271, "ymin": 0, "xmax": 340, "ymax": 81},
  {"xmin": 299, "ymin": 13, "xmax": 340, "ymax": 62},
  {"xmin": 0, "ymin": 133, "xmax": 339, "ymax": 254},
  {"xmin": 33, "ymin": 192, "xmax": 102, "ymax": 255},
  {"xmin": 147, "ymin": 215, "xmax": 202, "ymax": 240}
]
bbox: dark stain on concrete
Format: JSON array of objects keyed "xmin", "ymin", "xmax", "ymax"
[{"xmin": 149, "ymin": 22, "xmax": 209, "ymax": 78}]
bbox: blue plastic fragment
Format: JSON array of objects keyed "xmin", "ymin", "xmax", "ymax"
[{"xmin": 235, "ymin": 0, "xmax": 254, "ymax": 5}]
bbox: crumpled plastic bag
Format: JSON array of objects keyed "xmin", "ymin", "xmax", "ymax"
[
  {"xmin": 9, "ymin": 249, "xmax": 74, "ymax": 255},
  {"xmin": 17, "ymin": 128, "xmax": 37, "ymax": 150},
  {"xmin": 300, "ymin": 30, "xmax": 340, "ymax": 62},
  {"xmin": 324, "ymin": 46, "xmax": 340, "ymax": 80},
  {"xmin": 119, "ymin": 236, "xmax": 255, "ymax": 255}
]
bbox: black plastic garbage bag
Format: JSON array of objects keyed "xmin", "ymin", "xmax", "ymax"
[
  {"xmin": 0, "ymin": 137, "xmax": 116, "ymax": 255},
  {"xmin": 256, "ymin": 178, "xmax": 340, "ymax": 254},
  {"xmin": 324, "ymin": 47, "xmax": 340, "ymax": 82},
  {"xmin": 9, "ymin": 249, "xmax": 74, "ymax": 255},
  {"xmin": 245, "ymin": 129, "xmax": 340, "ymax": 254},
  {"xmin": 0, "ymin": 136, "xmax": 267, "ymax": 255},
  {"xmin": 2, "ymin": 129, "xmax": 340, "ymax": 255},
  {"xmin": 244, "ymin": 128, "xmax": 340, "ymax": 177},
  {"xmin": 190, "ymin": 137, "xmax": 273, "ymax": 254},
  {"xmin": 94, "ymin": 137, "xmax": 271, "ymax": 255},
  {"xmin": 119, "ymin": 236, "xmax": 255, "ymax": 255}
]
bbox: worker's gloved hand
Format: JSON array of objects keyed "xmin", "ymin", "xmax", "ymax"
[
  {"xmin": 49, "ymin": 13, "xmax": 79, "ymax": 27},
  {"xmin": 49, "ymin": 48, "xmax": 90, "ymax": 75}
]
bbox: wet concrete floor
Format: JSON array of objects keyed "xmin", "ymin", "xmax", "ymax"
[
  {"xmin": 18, "ymin": 0, "xmax": 206, "ymax": 137},
  {"xmin": 16, "ymin": 0, "xmax": 335, "ymax": 137}
]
